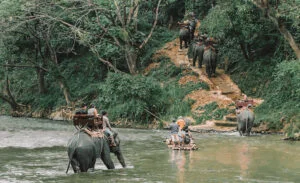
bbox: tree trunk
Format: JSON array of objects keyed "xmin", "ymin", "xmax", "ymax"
[
  {"xmin": 125, "ymin": 44, "xmax": 137, "ymax": 74},
  {"xmin": 45, "ymin": 35, "xmax": 73, "ymax": 105},
  {"xmin": 59, "ymin": 80, "xmax": 72, "ymax": 105},
  {"xmin": 36, "ymin": 68, "xmax": 46, "ymax": 94},
  {"xmin": 0, "ymin": 76, "xmax": 24, "ymax": 111},
  {"xmin": 252, "ymin": 0, "xmax": 300, "ymax": 60},
  {"xmin": 239, "ymin": 41, "xmax": 250, "ymax": 61},
  {"xmin": 277, "ymin": 21, "xmax": 300, "ymax": 59}
]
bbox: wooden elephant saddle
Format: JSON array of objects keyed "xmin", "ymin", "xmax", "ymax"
[{"xmin": 73, "ymin": 114, "xmax": 103, "ymax": 130}]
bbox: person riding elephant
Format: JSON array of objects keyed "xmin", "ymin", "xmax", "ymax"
[
  {"xmin": 192, "ymin": 38, "xmax": 205, "ymax": 68},
  {"xmin": 188, "ymin": 13, "xmax": 197, "ymax": 40},
  {"xmin": 236, "ymin": 105, "xmax": 255, "ymax": 136},
  {"xmin": 203, "ymin": 38, "xmax": 217, "ymax": 77},
  {"xmin": 178, "ymin": 20, "xmax": 191, "ymax": 49},
  {"xmin": 66, "ymin": 129, "xmax": 126, "ymax": 173}
]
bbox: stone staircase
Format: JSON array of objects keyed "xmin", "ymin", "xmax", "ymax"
[{"xmin": 214, "ymin": 114, "xmax": 237, "ymax": 127}]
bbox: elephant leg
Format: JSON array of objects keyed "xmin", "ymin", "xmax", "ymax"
[
  {"xmin": 198, "ymin": 59, "xmax": 202, "ymax": 68},
  {"xmin": 70, "ymin": 158, "xmax": 81, "ymax": 173},
  {"xmin": 192, "ymin": 53, "xmax": 197, "ymax": 66},
  {"xmin": 198, "ymin": 54, "xmax": 202, "ymax": 68},
  {"xmin": 246, "ymin": 129, "xmax": 251, "ymax": 136},
  {"xmin": 101, "ymin": 143, "xmax": 115, "ymax": 169},
  {"xmin": 78, "ymin": 156, "xmax": 92, "ymax": 172},
  {"xmin": 179, "ymin": 38, "xmax": 183, "ymax": 49},
  {"xmin": 206, "ymin": 63, "xmax": 211, "ymax": 77},
  {"xmin": 212, "ymin": 61, "xmax": 216, "ymax": 76},
  {"xmin": 184, "ymin": 40, "xmax": 188, "ymax": 48},
  {"xmin": 239, "ymin": 131, "xmax": 243, "ymax": 136}
]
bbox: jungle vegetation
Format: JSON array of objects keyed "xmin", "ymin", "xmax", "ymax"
[{"xmin": 0, "ymin": 0, "xmax": 299, "ymax": 137}]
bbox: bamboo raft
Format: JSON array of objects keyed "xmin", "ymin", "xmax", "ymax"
[
  {"xmin": 165, "ymin": 138, "xmax": 198, "ymax": 151},
  {"xmin": 73, "ymin": 114, "xmax": 103, "ymax": 129}
]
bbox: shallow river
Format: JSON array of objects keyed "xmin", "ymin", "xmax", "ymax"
[{"xmin": 0, "ymin": 116, "xmax": 299, "ymax": 183}]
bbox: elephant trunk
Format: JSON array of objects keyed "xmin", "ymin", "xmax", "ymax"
[{"xmin": 115, "ymin": 150, "xmax": 126, "ymax": 168}]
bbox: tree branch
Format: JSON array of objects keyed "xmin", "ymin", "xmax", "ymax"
[
  {"xmin": 139, "ymin": 0, "xmax": 162, "ymax": 49},
  {"xmin": 252, "ymin": 0, "xmax": 300, "ymax": 59},
  {"xmin": 2, "ymin": 64, "xmax": 48, "ymax": 72},
  {"xmin": 113, "ymin": 0, "xmax": 125, "ymax": 27}
]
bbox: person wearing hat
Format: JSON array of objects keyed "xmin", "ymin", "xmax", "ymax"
[
  {"xmin": 75, "ymin": 103, "xmax": 88, "ymax": 114},
  {"xmin": 176, "ymin": 116, "xmax": 186, "ymax": 146},
  {"xmin": 176, "ymin": 116, "xmax": 186, "ymax": 131},
  {"xmin": 169, "ymin": 118, "xmax": 180, "ymax": 148}
]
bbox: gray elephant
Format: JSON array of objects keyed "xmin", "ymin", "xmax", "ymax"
[
  {"xmin": 189, "ymin": 19, "xmax": 197, "ymax": 40},
  {"xmin": 66, "ymin": 130, "xmax": 126, "ymax": 173},
  {"xmin": 192, "ymin": 42, "xmax": 204, "ymax": 68},
  {"xmin": 179, "ymin": 27, "xmax": 191, "ymax": 49},
  {"xmin": 237, "ymin": 109, "xmax": 255, "ymax": 136},
  {"xmin": 203, "ymin": 46, "xmax": 217, "ymax": 77}
]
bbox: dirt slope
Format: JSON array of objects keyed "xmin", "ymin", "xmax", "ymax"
[{"xmin": 153, "ymin": 37, "xmax": 264, "ymax": 132}]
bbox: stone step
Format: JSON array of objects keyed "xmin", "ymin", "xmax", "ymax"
[
  {"xmin": 221, "ymin": 90, "xmax": 234, "ymax": 95},
  {"xmin": 214, "ymin": 120, "xmax": 237, "ymax": 127},
  {"xmin": 224, "ymin": 115, "xmax": 237, "ymax": 122}
]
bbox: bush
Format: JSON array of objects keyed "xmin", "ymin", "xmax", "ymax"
[
  {"xmin": 195, "ymin": 102, "xmax": 230, "ymax": 124},
  {"xmin": 255, "ymin": 60, "xmax": 300, "ymax": 133}
]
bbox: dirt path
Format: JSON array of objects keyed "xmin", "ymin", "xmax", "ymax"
[{"xmin": 154, "ymin": 37, "xmax": 264, "ymax": 132}]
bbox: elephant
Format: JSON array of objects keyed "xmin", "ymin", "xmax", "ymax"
[
  {"xmin": 66, "ymin": 130, "xmax": 126, "ymax": 173},
  {"xmin": 179, "ymin": 27, "xmax": 191, "ymax": 49},
  {"xmin": 189, "ymin": 19, "xmax": 197, "ymax": 40},
  {"xmin": 192, "ymin": 42, "xmax": 204, "ymax": 68},
  {"xmin": 237, "ymin": 109, "xmax": 255, "ymax": 136},
  {"xmin": 203, "ymin": 46, "xmax": 217, "ymax": 77}
]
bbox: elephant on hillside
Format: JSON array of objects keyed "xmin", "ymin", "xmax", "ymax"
[
  {"xmin": 179, "ymin": 27, "xmax": 191, "ymax": 49},
  {"xmin": 192, "ymin": 42, "xmax": 204, "ymax": 68},
  {"xmin": 203, "ymin": 46, "xmax": 217, "ymax": 77},
  {"xmin": 189, "ymin": 19, "xmax": 197, "ymax": 40},
  {"xmin": 66, "ymin": 130, "xmax": 126, "ymax": 173},
  {"xmin": 237, "ymin": 109, "xmax": 255, "ymax": 136}
]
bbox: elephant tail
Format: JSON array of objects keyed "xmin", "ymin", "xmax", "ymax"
[
  {"xmin": 66, "ymin": 160, "xmax": 71, "ymax": 174},
  {"xmin": 246, "ymin": 111, "xmax": 250, "ymax": 133}
]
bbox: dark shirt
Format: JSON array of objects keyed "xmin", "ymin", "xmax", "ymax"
[
  {"xmin": 75, "ymin": 109, "xmax": 87, "ymax": 114},
  {"xmin": 169, "ymin": 123, "xmax": 179, "ymax": 134}
]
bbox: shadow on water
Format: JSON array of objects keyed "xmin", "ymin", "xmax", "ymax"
[{"xmin": 0, "ymin": 116, "xmax": 300, "ymax": 183}]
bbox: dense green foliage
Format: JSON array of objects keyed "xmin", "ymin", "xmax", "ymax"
[
  {"xmin": 0, "ymin": 0, "xmax": 299, "ymax": 137},
  {"xmin": 91, "ymin": 57, "xmax": 209, "ymax": 124},
  {"xmin": 200, "ymin": 0, "xmax": 300, "ymax": 136},
  {"xmin": 195, "ymin": 102, "xmax": 231, "ymax": 124}
]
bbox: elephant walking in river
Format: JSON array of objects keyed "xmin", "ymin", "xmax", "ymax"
[
  {"xmin": 237, "ymin": 109, "xmax": 255, "ymax": 136},
  {"xmin": 67, "ymin": 130, "xmax": 126, "ymax": 173}
]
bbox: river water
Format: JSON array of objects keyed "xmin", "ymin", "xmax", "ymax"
[{"xmin": 0, "ymin": 116, "xmax": 299, "ymax": 183}]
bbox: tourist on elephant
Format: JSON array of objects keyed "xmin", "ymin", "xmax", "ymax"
[
  {"xmin": 88, "ymin": 104, "xmax": 99, "ymax": 117},
  {"xmin": 188, "ymin": 12, "xmax": 197, "ymax": 40},
  {"xmin": 102, "ymin": 111, "xmax": 116, "ymax": 147},
  {"xmin": 75, "ymin": 103, "xmax": 88, "ymax": 114},
  {"xmin": 169, "ymin": 119, "xmax": 180, "ymax": 147}
]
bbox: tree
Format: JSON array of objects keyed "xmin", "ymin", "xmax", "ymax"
[{"xmin": 251, "ymin": 0, "xmax": 300, "ymax": 59}]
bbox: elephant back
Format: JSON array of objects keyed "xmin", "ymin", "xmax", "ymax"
[
  {"xmin": 68, "ymin": 131, "xmax": 96, "ymax": 155},
  {"xmin": 203, "ymin": 48, "xmax": 212, "ymax": 64},
  {"xmin": 194, "ymin": 44, "xmax": 204, "ymax": 55},
  {"xmin": 179, "ymin": 28, "xmax": 190, "ymax": 38},
  {"xmin": 189, "ymin": 19, "xmax": 197, "ymax": 29},
  {"xmin": 237, "ymin": 109, "xmax": 255, "ymax": 125}
]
